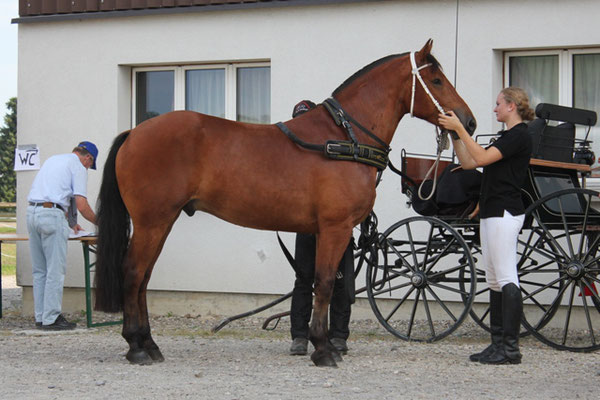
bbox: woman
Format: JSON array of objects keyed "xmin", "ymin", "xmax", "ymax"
[{"xmin": 438, "ymin": 87, "xmax": 534, "ymax": 365}]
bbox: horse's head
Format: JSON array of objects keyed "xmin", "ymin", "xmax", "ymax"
[{"xmin": 409, "ymin": 39, "xmax": 477, "ymax": 136}]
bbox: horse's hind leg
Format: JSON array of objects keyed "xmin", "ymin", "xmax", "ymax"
[
  {"xmin": 309, "ymin": 229, "xmax": 352, "ymax": 367},
  {"xmin": 139, "ymin": 270, "xmax": 163, "ymax": 362},
  {"xmin": 121, "ymin": 224, "xmax": 173, "ymax": 365}
]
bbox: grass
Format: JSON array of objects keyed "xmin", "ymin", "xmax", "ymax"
[{"xmin": 1, "ymin": 226, "xmax": 17, "ymax": 276}]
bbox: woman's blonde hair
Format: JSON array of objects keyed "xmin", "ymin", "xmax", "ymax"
[{"xmin": 500, "ymin": 87, "xmax": 535, "ymax": 121}]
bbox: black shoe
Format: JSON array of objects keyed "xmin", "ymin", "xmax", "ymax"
[
  {"xmin": 470, "ymin": 290, "xmax": 503, "ymax": 362},
  {"xmin": 290, "ymin": 337, "xmax": 308, "ymax": 355},
  {"xmin": 480, "ymin": 283, "xmax": 523, "ymax": 365},
  {"xmin": 42, "ymin": 314, "xmax": 76, "ymax": 331},
  {"xmin": 469, "ymin": 343, "xmax": 498, "ymax": 362},
  {"xmin": 330, "ymin": 338, "xmax": 348, "ymax": 354},
  {"xmin": 35, "ymin": 322, "xmax": 42, "ymax": 329}
]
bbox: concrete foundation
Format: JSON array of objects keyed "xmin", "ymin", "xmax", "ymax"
[{"xmin": 20, "ymin": 286, "xmax": 595, "ymax": 331}]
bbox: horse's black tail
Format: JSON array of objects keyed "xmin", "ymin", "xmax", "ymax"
[{"xmin": 94, "ymin": 130, "xmax": 131, "ymax": 312}]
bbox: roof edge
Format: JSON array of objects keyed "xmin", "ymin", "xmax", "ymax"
[{"xmin": 12, "ymin": 0, "xmax": 377, "ymax": 24}]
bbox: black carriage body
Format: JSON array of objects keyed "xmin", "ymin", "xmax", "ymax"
[{"xmin": 521, "ymin": 162, "xmax": 600, "ymax": 229}]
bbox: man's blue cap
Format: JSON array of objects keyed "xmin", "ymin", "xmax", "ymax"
[{"xmin": 78, "ymin": 141, "xmax": 98, "ymax": 170}]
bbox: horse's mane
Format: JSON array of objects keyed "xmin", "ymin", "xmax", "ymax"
[{"xmin": 332, "ymin": 51, "xmax": 442, "ymax": 97}]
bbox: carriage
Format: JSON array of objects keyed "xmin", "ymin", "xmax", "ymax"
[{"xmin": 359, "ymin": 102, "xmax": 600, "ymax": 352}]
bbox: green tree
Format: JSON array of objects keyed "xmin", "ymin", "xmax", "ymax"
[{"xmin": 0, "ymin": 97, "xmax": 17, "ymax": 202}]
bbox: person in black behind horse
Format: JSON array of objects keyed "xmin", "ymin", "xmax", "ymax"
[{"xmin": 288, "ymin": 100, "xmax": 355, "ymax": 356}]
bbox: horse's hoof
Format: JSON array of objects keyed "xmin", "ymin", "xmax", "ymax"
[
  {"xmin": 147, "ymin": 348, "xmax": 165, "ymax": 362},
  {"xmin": 126, "ymin": 349, "xmax": 153, "ymax": 365},
  {"xmin": 310, "ymin": 350, "xmax": 338, "ymax": 368}
]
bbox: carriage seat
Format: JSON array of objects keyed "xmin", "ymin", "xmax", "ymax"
[
  {"xmin": 528, "ymin": 118, "xmax": 575, "ymax": 163},
  {"xmin": 401, "ymin": 155, "xmax": 481, "ymax": 219},
  {"xmin": 528, "ymin": 103, "xmax": 597, "ymax": 164}
]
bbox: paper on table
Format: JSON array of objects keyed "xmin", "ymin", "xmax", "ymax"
[{"xmin": 69, "ymin": 230, "xmax": 96, "ymax": 239}]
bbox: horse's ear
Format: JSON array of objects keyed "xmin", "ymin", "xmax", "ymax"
[{"xmin": 418, "ymin": 39, "xmax": 434, "ymax": 57}]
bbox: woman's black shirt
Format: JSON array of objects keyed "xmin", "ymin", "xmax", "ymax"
[{"xmin": 479, "ymin": 122, "xmax": 532, "ymax": 218}]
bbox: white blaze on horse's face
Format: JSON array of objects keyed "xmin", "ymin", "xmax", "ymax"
[{"xmin": 409, "ymin": 51, "xmax": 446, "ymax": 118}]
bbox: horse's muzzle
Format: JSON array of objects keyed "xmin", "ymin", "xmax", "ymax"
[{"xmin": 465, "ymin": 117, "xmax": 477, "ymax": 136}]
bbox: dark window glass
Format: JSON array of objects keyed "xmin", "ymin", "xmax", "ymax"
[{"xmin": 136, "ymin": 70, "xmax": 174, "ymax": 125}]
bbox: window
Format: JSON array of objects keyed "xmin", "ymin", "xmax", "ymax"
[
  {"xmin": 135, "ymin": 70, "xmax": 174, "ymax": 123},
  {"xmin": 133, "ymin": 62, "xmax": 270, "ymax": 126},
  {"xmin": 505, "ymin": 49, "xmax": 600, "ymax": 166}
]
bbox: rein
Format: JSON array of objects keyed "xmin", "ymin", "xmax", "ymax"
[{"xmin": 276, "ymin": 98, "xmax": 390, "ymax": 171}]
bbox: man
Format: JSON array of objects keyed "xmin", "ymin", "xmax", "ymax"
[
  {"xmin": 287, "ymin": 100, "xmax": 355, "ymax": 356},
  {"xmin": 27, "ymin": 141, "xmax": 98, "ymax": 330},
  {"xmin": 290, "ymin": 234, "xmax": 354, "ymax": 355}
]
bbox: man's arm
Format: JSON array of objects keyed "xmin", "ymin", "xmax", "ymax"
[{"xmin": 75, "ymin": 195, "xmax": 97, "ymax": 225}]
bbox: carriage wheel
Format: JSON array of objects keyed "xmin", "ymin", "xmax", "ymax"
[
  {"xmin": 366, "ymin": 216, "xmax": 476, "ymax": 342},
  {"xmin": 518, "ymin": 188, "xmax": 600, "ymax": 352}
]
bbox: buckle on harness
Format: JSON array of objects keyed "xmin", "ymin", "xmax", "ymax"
[{"xmin": 326, "ymin": 141, "xmax": 352, "ymax": 156}]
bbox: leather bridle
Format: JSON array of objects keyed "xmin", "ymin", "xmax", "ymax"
[
  {"xmin": 409, "ymin": 51, "xmax": 446, "ymax": 117},
  {"xmin": 409, "ymin": 51, "xmax": 454, "ymax": 201}
]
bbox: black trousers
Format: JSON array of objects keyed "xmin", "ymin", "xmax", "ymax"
[{"xmin": 290, "ymin": 233, "xmax": 353, "ymax": 340}]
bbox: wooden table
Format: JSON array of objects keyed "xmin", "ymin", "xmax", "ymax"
[{"xmin": 0, "ymin": 234, "xmax": 121, "ymax": 327}]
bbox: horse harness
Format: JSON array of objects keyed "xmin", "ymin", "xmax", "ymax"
[
  {"xmin": 276, "ymin": 52, "xmax": 451, "ymax": 175},
  {"xmin": 276, "ymin": 97, "xmax": 390, "ymax": 170}
]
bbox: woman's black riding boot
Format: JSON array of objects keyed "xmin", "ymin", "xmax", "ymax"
[
  {"xmin": 469, "ymin": 290, "xmax": 502, "ymax": 362},
  {"xmin": 480, "ymin": 283, "xmax": 523, "ymax": 365}
]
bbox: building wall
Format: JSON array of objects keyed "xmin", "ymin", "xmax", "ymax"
[{"xmin": 15, "ymin": 0, "xmax": 600, "ymax": 311}]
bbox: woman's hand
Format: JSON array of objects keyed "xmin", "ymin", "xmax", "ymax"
[{"xmin": 438, "ymin": 111, "xmax": 463, "ymax": 133}]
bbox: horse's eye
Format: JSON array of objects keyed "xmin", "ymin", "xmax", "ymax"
[{"xmin": 432, "ymin": 78, "xmax": 442, "ymax": 85}]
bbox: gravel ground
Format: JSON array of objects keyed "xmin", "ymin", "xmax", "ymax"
[{"xmin": 1, "ymin": 276, "xmax": 599, "ymax": 400}]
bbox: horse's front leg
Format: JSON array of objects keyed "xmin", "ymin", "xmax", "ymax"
[{"xmin": 309, "ymin": 230, "xmax": 351, "ymax": 367}]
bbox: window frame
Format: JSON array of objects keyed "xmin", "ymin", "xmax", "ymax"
[
  {"xmin": 504, "ymin": 48, "xmax": 600, "ymax": 107},
  {"xmin": 504, "ymin": 47, "xmax": 600, "ymax": 176},
  {"xmin": 131, "ymin": 61, "xmax": 271, "ymax": 127}
]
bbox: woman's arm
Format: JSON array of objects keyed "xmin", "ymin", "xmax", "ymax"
[
  {"xmin": 438, "ymin": 111, "xmax": 503, "ymax": 168},
  {"xmin": 450, "ymin": 137, "xmax": 478, "ymax": 170}
]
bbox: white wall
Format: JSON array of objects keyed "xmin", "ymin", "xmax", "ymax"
[{"xmin": 15, "ymin": 0, "xmax": 600, "ymax": 296}]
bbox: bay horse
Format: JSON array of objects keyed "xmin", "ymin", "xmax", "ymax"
[{"xmin": 94, "ymin": 39, "xmax": 476, "ymax": 367}]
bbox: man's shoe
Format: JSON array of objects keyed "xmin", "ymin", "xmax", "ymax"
[
  {"xmin": 469, "ymin": 344, "xmax": 498, "ymax": 362},
  {"xmin": 42, "ymin": 314, "xmax": 76, "ymax": 331},
  {"xmin": 330, "ymin": 338, "xmax": 348, "ymax": 354},
  {"xmin": 35, "ymin": 322, "xmax": 42, "ymax": 329},
  {"xmin": 289, "ymin": 337, "xmax": 308, "ymax": 355}
]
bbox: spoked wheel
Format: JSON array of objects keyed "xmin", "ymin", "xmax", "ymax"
[
  {"xmin": 518, "ymin": 188, "xmax": 600, "ymax": 352},
  {"xmin": 366, "ymin": 216, "xmax": 476, "ymax": 342}
]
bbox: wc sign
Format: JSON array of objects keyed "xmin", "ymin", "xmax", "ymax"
[{"xmin": 14, "ymin": 145, "xmax": 40, "ymax": 171}]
